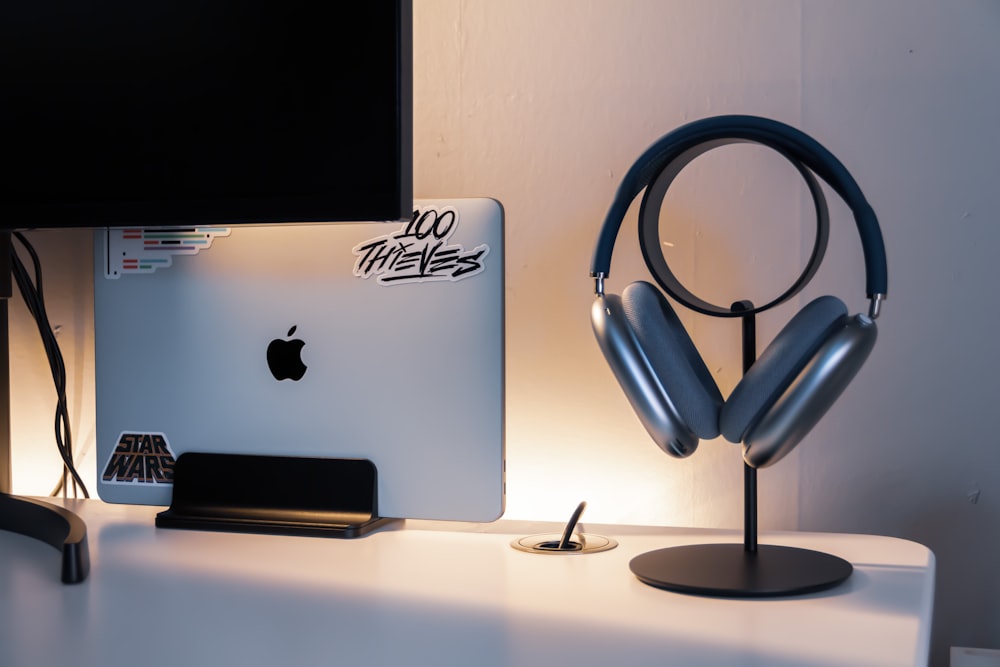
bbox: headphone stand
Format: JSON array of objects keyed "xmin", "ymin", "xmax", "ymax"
[
  {"xmin": 628, "ymin": 302, "xmax": 853, "ymax": 597},
  {"xmin": 592, "ymin": 115, "xmax": 886, "ymax": 597}
]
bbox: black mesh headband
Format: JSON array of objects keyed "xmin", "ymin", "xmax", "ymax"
[{"xmin": 590, "ymin": 115, "xmax": 887, "ymax": 311}]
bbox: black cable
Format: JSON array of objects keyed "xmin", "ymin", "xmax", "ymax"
[
  {"xmin": 17, "ymin": 234, "xmax": 82, "ymax": 497},
  {"xmin": 10, "ymin": 235, "xmax": 73, "ymax": 493},
  {"xmin": 558, "ymin": 501, "xmax": 587, "ymax": 550},
  {"xmin": 12, "ymin": 238, "xmax": 82, "ymax": 497},
  {"xmin": 9, "ymin": 232, "xmax": 89, "ymax": 498}
]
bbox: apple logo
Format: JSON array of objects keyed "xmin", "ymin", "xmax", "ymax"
[{"xmin": 266, "ymin": 325, "xmax": 307, "ymax": 381}]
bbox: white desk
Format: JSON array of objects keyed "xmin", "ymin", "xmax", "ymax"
[{"xmin": 1, "ymin": 499, "xmax": 934, "ymax": 667}]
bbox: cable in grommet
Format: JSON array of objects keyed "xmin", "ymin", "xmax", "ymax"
[{"xmin": 558, "ymin": 501, "xmax": 587, "ymax": 550}]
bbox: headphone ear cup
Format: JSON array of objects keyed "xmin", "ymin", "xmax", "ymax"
[
  {"xmin": 592, "ymin": 291, "xmax": 698, "ymax": 458},
  {"xmin": 592, "ymin": 282, "xmax": 723, "ymax": 458},
  {"xmin": 619, "ymin": 281, "xmax": 724, "ymax": 439},
  {"xmin": 608, "ymin": 282, "xmax": 723, "ymax": 439},
  {"xmin": 720, "ymin": 296, "xmax": 848, "ymax": 444},
  {"xmin": 719, "ymin": 295, "xmax": 849, "ymax": 455}
]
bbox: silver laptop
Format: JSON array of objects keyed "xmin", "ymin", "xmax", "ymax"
[{"xmin": 94, "ymin": 198, "xmax": 504, "ymax": 522}]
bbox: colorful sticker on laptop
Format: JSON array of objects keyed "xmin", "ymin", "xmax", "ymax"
[
  {"xmin": 352, "ymin": 206, "xmax": 490, "ymax": 285},
  {"xmin": 101, "ymin": 432, "xmax": 177, "ymax": 485},
  {"xmin": 103, "ymin": 227, "xmax": 232, "ymax": 278}
]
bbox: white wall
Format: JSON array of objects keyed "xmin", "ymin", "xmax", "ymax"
[
  {"xmin": 410, "ymin": 3, "xmax": 1000, "ymax": 663},
  {"xmin": 9, "ymin": 2, "xmax": 999, "ymax": 665}
]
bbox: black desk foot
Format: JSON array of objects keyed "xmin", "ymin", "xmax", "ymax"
[{"xmin": 0, "ymin": 493, "xmax": 90, "ymax": 583}]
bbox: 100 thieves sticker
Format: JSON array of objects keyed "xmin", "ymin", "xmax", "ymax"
[
  {"xmin": 352, "ymin": 206, "xmax": 490, "ymax": 285},
  {"xmin": 101, "ymin": 432, "xmax": 177, "ymax": 485}
]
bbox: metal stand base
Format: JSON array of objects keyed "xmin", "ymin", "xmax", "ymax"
[{"xmin": 630, "ymin": 543, "xmax": 852, "ymax": 597}]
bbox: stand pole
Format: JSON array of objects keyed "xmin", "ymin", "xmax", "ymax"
[
  {"xmin": 743, "ymin": 463, "xmax": 757, "ymax": 553},
  {"xmin": 733, "ymin": 300, "xmax": 758, "ymax": 554},
  {"xmin": 0, "ymin": 230, "xmax": 89, "ymax": 583}
]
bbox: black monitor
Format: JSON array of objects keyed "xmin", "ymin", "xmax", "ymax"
[
  {"xmin": 0, "ymin": 0, "xmax": 412, "ymax": 582},
  {"xmin": 0, "ymin": 1, "xmax": 412, "ymax": 228}
]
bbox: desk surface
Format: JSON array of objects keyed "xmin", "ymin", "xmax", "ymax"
[{"xmin": 1, "ymin": 499, "xmax": 934, "ymax": 667}]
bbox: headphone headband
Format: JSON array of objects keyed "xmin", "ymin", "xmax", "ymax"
[{"xmin": 590, "ymin": 115, "xmax": 887, "ymax": 309}]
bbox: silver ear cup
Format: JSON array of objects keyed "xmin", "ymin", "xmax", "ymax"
[
  {"xmin": 721, "ymin": 295, "xmax": 848, "ymax": 444},
  {"xmin": 591, "ymin": 294, "xmax": 699, "ymax": 458},
  {"xmin": 741, "ymin": 314, "xmax": 877, "ymax": 468}
]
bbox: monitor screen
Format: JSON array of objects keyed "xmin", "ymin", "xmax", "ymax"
[{"xmin": 0, "ymin": 1, "xmax": 412, "ymax": 228}]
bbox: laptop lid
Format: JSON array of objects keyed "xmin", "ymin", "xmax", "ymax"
[{"xmin": 94, "ymin": 198, "xmax": 504, "ymax": 522}]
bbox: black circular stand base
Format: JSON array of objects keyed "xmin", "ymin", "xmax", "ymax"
[{"xmin": 630, "ymin": 543, "xmax": 852, "ymax": 598}]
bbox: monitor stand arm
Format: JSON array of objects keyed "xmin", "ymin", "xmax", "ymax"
[{"xmin": 0, "ymin": 230, "xmax": 89, "ymax": 584}]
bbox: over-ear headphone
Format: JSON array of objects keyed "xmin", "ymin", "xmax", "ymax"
[{"xmin": 591, "ymin": 115, "xmax": 887, "ymax": 469}]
